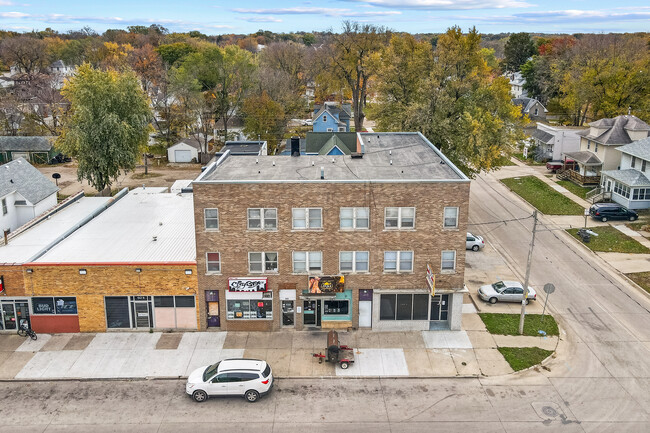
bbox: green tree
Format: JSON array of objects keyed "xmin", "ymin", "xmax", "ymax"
[
  {"xmin": 323, "ymin": 21, "xmax": 388, "ymax": 131},
  {"xmin": 58, "ymin": 64, "xmax": 152, "ymax": 192},
  {"xmin": 156, "ymin": 42, "xmax": 196, "ymax": 67},
  {"xmin": 241, "ymin": 91, "xmax": 285, "ymax": 154},
  {"xmin": 374, "ymin": 27, "xmax": 523, "ymax": 176},
  {"xmin": 503, "ymin": 32, "xmax": 536, "ymax": 72}
]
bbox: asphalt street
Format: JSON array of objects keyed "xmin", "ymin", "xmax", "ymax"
[{"xmin": 0, "ymin": 170, "xmax": 648, "ymax": 432}]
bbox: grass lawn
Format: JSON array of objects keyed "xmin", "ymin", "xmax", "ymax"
[
  {"xmin": 498, "ymin": 347, "xmax": 554, "ymax": 371},
  {"xmin": 625, "ymin": 272, "xmax": 650, "ymax": 294},
  {"xmin": 132, "ymin": 172, "xmax": 163, "ymax": 180},
  {"xmin": 479, "ymin": 313, "xmax": 559, "ymax": 337},
  {"xmin": 556, "ymin": 180, "xmax": 592, "ymax": 199},
  {"xmin": 567, "ymin": 227, "xmax": 650, "ymax": 254},
  {"xmin": 501, "ymin": 176, "xmax": 584, "ymax": 215}
]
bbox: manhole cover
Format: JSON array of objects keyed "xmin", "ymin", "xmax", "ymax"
[{"xmin": 542, "ymin": 406, "xmax": 558, "ymax": 417}]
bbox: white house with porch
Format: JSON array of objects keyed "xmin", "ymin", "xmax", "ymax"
[
  {"xmin": 601, "ymin": 136, "xmax": 650, "ymax": 210},
  {"xmin": 562, "ymin": 115, "xmax": 650, "ymax": 185}
]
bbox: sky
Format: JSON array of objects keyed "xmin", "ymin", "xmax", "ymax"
[{"xmin": 1, "ymin": 0, "xmax": 649, "ymax": 35}]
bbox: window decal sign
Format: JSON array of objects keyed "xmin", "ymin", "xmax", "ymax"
[
  {"xmin": 308, "ymin": 276, "xmax": 345, "ymax": 293},
  {"xmin": 228, "ymin": 277, "xmax": 268, "ymax": 292}
]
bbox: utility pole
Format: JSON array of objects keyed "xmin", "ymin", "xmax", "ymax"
[{"xmin": 519, "ymin": 210, "xmax": 538, "ymax": 335}]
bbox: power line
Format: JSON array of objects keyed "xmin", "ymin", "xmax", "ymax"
[{"xmin": 467, "ymin": 215, "xmax": 533, "ymax": 226}]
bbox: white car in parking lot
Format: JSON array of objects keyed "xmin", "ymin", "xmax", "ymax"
[
  {"xmin": 186, "ymin": 358, "xmax": 273, "ymax": 403},
  {"xmin": 478, "ymin": 281, "xmax": 537, "ymax": 304},
  {"xmin": 466, "ymin": 232, "xmax": 485, "ymax": 251}
]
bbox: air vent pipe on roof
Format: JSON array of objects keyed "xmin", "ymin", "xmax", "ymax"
[{"xmin": 320, "ymin": 167, "xmax": 324, "ymax": 180}]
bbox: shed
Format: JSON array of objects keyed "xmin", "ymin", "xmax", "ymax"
[
  {"xmin": 168, "ymin": 138, "xmax": 201, "ymax": 163},
  {"xmin": 0, "ymin": 136, "xmax": 57, "ymax": 165}
]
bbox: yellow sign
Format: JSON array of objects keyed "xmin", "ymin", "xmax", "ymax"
[{"xmin": 426, "ymin": 263, "xmax": 435, "ymax": 297}]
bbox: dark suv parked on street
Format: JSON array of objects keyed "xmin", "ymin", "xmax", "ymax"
[{"xmin": 589, "ymin": 203, "xmax": 638, "ymax": 222}]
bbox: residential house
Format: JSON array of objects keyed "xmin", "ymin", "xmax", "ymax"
[
  {"xmin": 531, "ymin": 123, "xmax": 580, "ymax": 162},
  {"xmin": 512, "ymin": 97, "xmax": 547, "ymax": 122},
  {"xmin": 600, "ymin": 137, "xmax": 650, "ymax": 209},
  {"xmin": 192, "ymin": 132, "xmax": 470, "ymax": 332},
  {"xmin": 168, "ymin": 137, "xmax": 210, "ymax": 163},
  {"xmin": 280, "ymin": 132, "xmax": 357, "ymax": 156},
  {"xmin": 0, "ymin": 157, "xmax": 59, "ymax": 232},
  {"xmin": 562, "ymin": 115, "xmax": 650, "ymax": 185},
  {"xmin": 0, "ymin": 136, "xmax": 57, "ymax": 165},
  {"xmin": 507, "ymin": 72, "xmax": 527, "ymax": 98},
  {"xmin": 312, "ymin": 102, "xmax": 351, "ymax": 132}
]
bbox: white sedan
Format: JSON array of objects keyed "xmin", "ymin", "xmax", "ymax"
[
  {"xmin": 466, "ymin": 232, "xmax": 485, "ymax": 251},
  {"xmin": 478, "ymin": 281, "xmax": 537, "ymax": 304}
]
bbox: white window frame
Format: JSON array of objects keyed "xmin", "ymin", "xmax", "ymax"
[
  {"xmin": 443, "ymin": 207, "xmax": 459, "ymax": 229},
  {"xmin": 339, "ymin": 251, "xmax": 369, "ymax": 273},
  {"xmin": 247, "ymin": 208, "xmax": 277, "ymax": 231},
  {"xmin": 340, "ymin": 207, "xmax": 370, "ymax": 230},
  {"xmin": 204, "ymin": 208, "xmax": 219, "ymax": 230},
  {"xmin": 292, "ymin": 251, "xmax": 322, "ymax": 274},
  {"xmin": 248, "ymin": 251, "xmax": 278, "ymax": 274},
  {"xmin": 441, "ymin": 250, "xmax": 456, "ymax": 273},
  {"xmin": 206, "ymin": 252, "xmax": 221, "ymax": 274},
  {"xmin": 383, "ymin": 251, "xmax": 413, "ymax": 273},
  {"xmin": 292, "ymin": 208, "xmax": 323, "ymax": 230},
  {"xmin": 384, "ymin": 207, "xmax": 415, "ymax": 229}
]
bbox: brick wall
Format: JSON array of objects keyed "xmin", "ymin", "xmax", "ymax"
[
  {"xmin": 0, "ymin": 265, "xmax": 25, "ymax": 297},
  {"xmin": 193, "ymin": 181, "xmax": 470, "ymax": 331},
  {"xmin": 25, "ymin": 264, "xmax": 198, "ymax": 332}
]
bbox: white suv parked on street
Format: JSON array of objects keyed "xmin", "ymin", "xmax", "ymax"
[{"xmin": 186, "ymin": 358, "xmax": 273, "ymax": 403}]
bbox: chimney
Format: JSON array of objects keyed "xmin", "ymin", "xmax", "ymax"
[
  {"xmin": 291, "ymin": 136, "xmax": 300, "ymax": 157},
  {"xmin": 3, "ymin": 229, "xmax": 9, "ymax": 245}
]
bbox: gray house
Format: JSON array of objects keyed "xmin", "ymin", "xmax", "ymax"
[
  {"xmin": 0, "ymin": 157, "xmax": 59, "ymax": 232},
  {"xmin": 0, "ymin": 136, "xmax": 57, "ymax": 165},
  {"xmin": 512, "ymin": 97, "xmax": 547, "ymax": 122},
  {"xmin": 601, "ymin": 137, "xmax": 650, "ymax": 210}
]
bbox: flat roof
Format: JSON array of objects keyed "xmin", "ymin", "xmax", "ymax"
[
  {"xmin": 33, "ymin": 190, "xmax": 196, "ymax": 264},
  {"xmin": 196, "ymin": 132, "xmax": 468, "ymax": 183},
  {"xmin": 0, "ymin": 197, "xmax": 111, "ymax": 264}
]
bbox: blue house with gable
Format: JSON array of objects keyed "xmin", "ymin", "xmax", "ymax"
[{"xmin": 312, "ymin": 102, "xmax": 351, "ymax": 132}]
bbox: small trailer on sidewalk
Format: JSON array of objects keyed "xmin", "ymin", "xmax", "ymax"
[{"xmin": 312, "ymin": 330, "xmax": 355, "ymax": 369}]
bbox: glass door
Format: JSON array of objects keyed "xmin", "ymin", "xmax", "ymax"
[
  {"xmin": 134, "ymin": 302, "xmax": 151, "ymax": 328},
  {"xmin": 282, "ymin": 301, "xmax": 295, "ymax": 327},
  {"xmin": 303, "ymin": 300, "xmax": 317, "ymax": 327},
  {"xmin": 15, "ymin": 302, "xmax": 30, "ymax": 330},
  {"xmin": 2, "ymin": 303, "xmax": 16, "ymax": 330}
]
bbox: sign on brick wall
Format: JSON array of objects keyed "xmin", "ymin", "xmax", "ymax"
[
  {"xmin": 308, "ymin": 276, "xmax": 345, "ymax": 293},
  {"xmin": 228, "ymin": 277, "xmax": 268, "ymax": 292}
]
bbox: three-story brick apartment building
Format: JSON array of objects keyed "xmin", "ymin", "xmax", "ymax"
[{"xmin": 192, "ymin": 132, "xmax": 470, "ymax": 332}]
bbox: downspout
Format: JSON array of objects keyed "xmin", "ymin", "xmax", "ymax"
[{"xmin": 26, "ymin": 187, "xmax": 129, "ymax": 263}]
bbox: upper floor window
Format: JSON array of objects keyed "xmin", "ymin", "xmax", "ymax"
[
  {"xmin": 339, "ymin": 251, "xmax": 369, "ymax": 273},
  {"xmin": 206, "ymin": 252, "xmax": 221, "ymax": 273},
  {"xmin": 204, "ymin": 208, "xmax": 219, "ymax": 230},
  {"xmin": 1, "ymin": 198, "xmax": 6, "ymax": 215},
  {"xmin": 643, "ymin": 160, "xmax": 647, "ymax": 172},
  {"xmin": 323, "ymin": 115, "xmax": 327, "ymax": 122},
  {"xmin": 249, "ymin": 252, "xmax": 278, "ymax": 273},
  {"xmin": 384, "ymin": 251, "xmax": 413, "ymax": 273},
  {"xmin": 340, "ymin": 207, "xmax": 369, "ymax": 230},
  {"xmin": 292, "ymin": 251, "xmax": 322, "ymax": 273},
  {"xmin": 384, "ymin": 207, "xmax": 415, "ymax": 229},
  {"xmin": 441, "ymin": 250, "xmax": 456, "ymax": 272},
  {"xmin": 443, "ymin": 207, "xmax": 459, "ymax": 228},
  {"xmin": 595, "ymin": 142, "xmax": 598, "ymax": 152},
  {"xmin": 292, "ymin": 208, "xmax": 322, "ymax": 230},
  {"xmin": 587, "ymin": 140, "xmax": 591, "ymax": 150},
  {"xmin": 632, "ymin": 156, "xmax": 636, "ymax": 168},
  {"xmin": 248, "ymin": 208, "xmax": 277, "ymax": 230}
]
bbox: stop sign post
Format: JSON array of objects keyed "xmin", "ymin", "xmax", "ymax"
[{"xmin": 542, "ymin": 283, "xmax": 555, "ymax": 320}]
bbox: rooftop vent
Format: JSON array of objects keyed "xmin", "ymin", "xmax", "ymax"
[
  {"xmin": 320, "ymin": 167, "xmax": 324, "ymax": 180},
  {"xmin": 350, "ymin": 152, "xmax": 363, "ymax": 159}
]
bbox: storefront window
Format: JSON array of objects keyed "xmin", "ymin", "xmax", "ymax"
[
  {"xmin": 380, "ymin": 293, "xmax": 429, "ymax": 321},
  {"xmin": 227, "ymin": 297, "xmax": 273, "ymax": 320},
  {"xmin": 323, "ymin": 300, "xmax": 349, "ymax": 315},
  {"xmin": 32, "ymin": 297, "xmax": 77, "ymax": 315}
]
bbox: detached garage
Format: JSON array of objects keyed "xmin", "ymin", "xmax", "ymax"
[{"xmin": 167, "ymin": 138, "xmax": 201, "ymax": 163}]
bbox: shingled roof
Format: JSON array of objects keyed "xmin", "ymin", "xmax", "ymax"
[
  {"xmin": 0, "ymin": 157, "xmax": 59, "ymax": 204},
  {"xmin": 0, "ymin": 136, "xmax": 54, "ymax": 152},
  {"xmin": 577, "ymin": 115, "xmax": 650, "ymax": 145}
]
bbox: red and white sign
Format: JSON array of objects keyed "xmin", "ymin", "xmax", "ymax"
[
  {"xmin": 426, "ymin": 264, "xmax": 435, "ymax": 297},
  {"xmin": 228, "ymin": 277, "xmax": 268, "ymax": 292},
  {"xmin": 0, "ymin": 275, "xmax": 4, "ymax": 294}
]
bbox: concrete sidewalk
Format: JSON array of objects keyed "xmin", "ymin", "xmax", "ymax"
[{"xmin": 0, "ymin": 310, "xmax": 558, "ymax": 380}]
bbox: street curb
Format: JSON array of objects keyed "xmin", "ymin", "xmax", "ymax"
[{"xmin": 0, "ymin": 375, "xmax": 484, "ymax": 383}]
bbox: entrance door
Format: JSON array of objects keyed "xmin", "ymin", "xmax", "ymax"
[
  {"xmin": 1, "ymin": 303, "xmax": 16, "ymax": 330},
  {"xmin": 303, "ymin": 300, "xmax": 322, "ymax": 327},
  {"xmin": 282, "ymin": 301, "xmax": 295, "ymax": 327},
  {"xmin": 134, "ymin": 302, "xmax": 151, "ymax": 328},
  {"xmin": 15, "ymin": 302, "xmax": 30, "ymax": 329},
  {"xmin": 429, "ymin": 294, "xmax": 450, "ymax": 330},
  {"xmin": 358, "ymin": 301, "xmax": 372, "ymax": 327}
]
